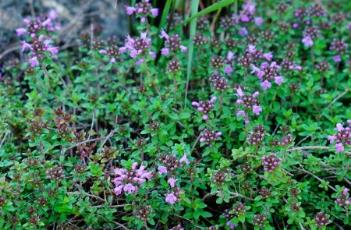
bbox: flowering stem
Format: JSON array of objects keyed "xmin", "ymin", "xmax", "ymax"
[
  {"xmin": 298, "ymin": 167, "xmax": 336, "ymax": 192},
  {"xmin": 287, "ymin": 146, "xmax": 330, "ymax": 152},
  {"xmin": 229, "ymin": 191, "xmax": 253, "ymax": 200}
]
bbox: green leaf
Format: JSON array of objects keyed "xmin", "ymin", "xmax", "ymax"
[{"xmin": 184, "ymin": 0, "xmax": 236, "ymax": 24}]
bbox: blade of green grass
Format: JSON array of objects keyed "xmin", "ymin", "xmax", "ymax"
[
  {"xmin": 184, "ymin": 0, "xmax": 200, "ymax": 106},
  {"xmin": 156, "ymin": 0, "xmax": 173, "ymax": 51},
  {"xmin": 184, "ymin": 0, "xmax": 236, "ymax": 25},
  {"xmin": 159, "ymin": 0, "xmax": 173, "ymax": 29}
]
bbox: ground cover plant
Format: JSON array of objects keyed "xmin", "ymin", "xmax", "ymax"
[{"xmin": 1, "ymin": 0, "xmax": 351, "ymax": 229}]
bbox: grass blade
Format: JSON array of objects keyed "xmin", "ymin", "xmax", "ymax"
[
  {"xmin": 184, "ymin": 0, "xmax": 200, "ymax": 106},
  {"xmin": 156, "ymin": 0, "xmax": 173, "ymax": 51},
  {"xmin": 184, "ymin": 0, "xmax": 236, "ymax": 24}
]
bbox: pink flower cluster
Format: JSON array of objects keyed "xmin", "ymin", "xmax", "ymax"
[
  {"xmin": 165, "ymin": 176, "xmax": 181, "ymax": 205},
  {"xmin": 192, "ymin": 96, "xmax": 216, "ymax": 120},
  {"xmin": 336, "ymin": 188, "xmax": 351, "ymax": 207},
  {"xmin": 238, "ymin": 0, "xmax": 256, "ymax": 23},
  {"xmin": 160, "ymin": 30, "xmax": 187, "ymax": 56},
  {"xmin": 199, "ymin": 129, "xmax": 222, "ymax": 144},
  {"xmin": 113, "ymin": 163, "xmax": 152, "ymax": 196},
  {"xmin": 165, "ymin": 188, "xmax": 181, "ymax": 205},
  {"xmin": 328, "ymin": 121, "xmax": 351, "ymax": 152},
  {"xmin": 157, "ymin": 154, "xmax": 189, "ymax": 205},
  {"xmin": 120, "ymin": 33, "xmax": 152, "ymax": 59},
  {"xmin": 224, "ymin": 51, "xmax": 235, "ymax": 75},
  {"xmin": 262, "ymin": 154, "xmax": 281, "ymax": 172},
  {"xmin": 158, "ymin": 154, "xmax": 190, "ymax": 175},
  {"xmin": 16, "ymin": 10, "xmax": 60, "ymax": 68},
  {"xmin": 235, "ymin": 87, "xmax": 262, "ymax": 120},
  {"xmin": 125, "ymin": 0, "xmax": 159, "ymax": 23},
  {"xmin": 251, "ymin": 61, "xmax": 283, "ymax": 90},
  {"xmin": 16, "ymin": 10, "xmax": 60, "ymax": 37}
]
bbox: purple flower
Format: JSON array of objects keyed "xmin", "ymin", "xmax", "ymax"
[
  {"xmin": 199, "ymin": 129, "xmax": 222, "ymax": 144},
  {"xmin": 180, "ymin": 45, "xmax": 187, "ymax": 52},
  {"xmin": 29, "ymin": 56, "xmax": 39, "ymax": 67},
  {"xmin": 274, "ymin": 76, "xmax": 283, "ymax": 85},
  {"xmin": 224, "ymin": 65, "xmax": 233, "ymax": 74},
  {"xmin": 124, "ymin": 183, "xmax": 137, "ymax": 193},
  {"xmin": 136, "ymin": 58, "xmax": 145, "ymax": 65},
  {"xmin": 302, "ymin": 36, "xmax": 313, "ymax": 47},
  {"xmin": 149, "ymin": 51, "xmax": 156, "ymax": 59},
  {"xmin": 328, "ymin": 135, "xmax": 336, "ymax": 143},
  {"xmin": 240, "ymin": 14, "xmax": 250, "ymax": 22},
  {"xmin": 168, "ymin": 177, "xmax": 177, "ymax": 188},
  {"xmin": 236, "ymin": 87, "xmax": 245, "ymax": 97},
  {"xmin": 261, "ymin": 80, "xmax": 272, "ymax": 90},
  {"xmin": 236, "ymin": 110, "xmax": 246, "ymax": 117},
  {"xmin": 21, "ymin": 41, "xmax": 32, "ymax": 52},
  {"xmin": 158, "ymin": 166, "xmax": 168, "ymax": 174},
  {"xmin": 248, "ymin": 44, "xmax": 256, "ymax": 53},
  {"xmin": 226, "ymin": 221, "xmax": 236, "ymax": 230},
  {"xmin": 262, "ymin": 154, "xmax": 281, "ymax": 172},
  {"xmin": 16, "ymin": 28, "xmax": 27, "ymax": 36},
  {"xmin": 165, "ymin": 192, "xmax": 178, "ymax": 204},
  {"xmin": 252, "ymin": 105, "xmax": 262, "ymax": 115},
  {"xmin": 151, "ymin": 8, "xmax": 159, "ymax": 17},
  {"xmin": 243, "ymin": 1, "xmax": 256, "ymax": 15},
  {"xmin": 329, "ymin": 121, "xmax": 351, "ymax": 152},
  {"xmin": 99, "ymin": 49, "xmax": 107, "ymax": 55},
  {"xmin": 160, "ymin": 30, "xmax": 169, "ymax": 40},
  {"xmin": 47, "ymin": 46, "xmax": 59, "ymax": 55},
  {"xmin": 125, "ymin": 6, "xmax": 136, "ymax": 15},
  {"xmin": 41, "ymin": 18, "xmax": 52, "ymax": 27},
  {"xmin": 227, "ymin": 51, "xmax": 234, "ymax": 61},
  {"xmin": 179, "ymin": 154, "xmax": 190, "ymax": 165},
  {"xmin": 235, "ymin": 86, "xmax": 262, "ymax": 118},
  {"xmin": 254, "ymin": 17, "xmax": 264, "ymax": 26},
  {"xmin": 336, "ymin": 143, "xmax": 344, "ymax": 152},
  {"xmin": 161, "ymin": 48, "xmax": 170, "ymax": 56},
  {"xmin": 113, "ymin": 163, "xmax": 153, "ymax": 196},
  {"xmin": 333, "ymin": 55, "xmax": 342, "ymax": 63},
  {"xmin": 114, "ymin": 185, "xmax": 124, "ymax": 196},
  {"xmin": 336, "ymin": 123, "xmax": 344, "ymax": 131},
  {"xmin": 263, "ymin": 52, "xmax": 273, "ymax": 61},
  {"xmin": 48, "ymin": 10, "xmax": 58, "ymax": 20},
  {"xmin": 239, "ymin": 27, "xmax": 248, "ymax": 36},
  {"xmin": 192, "ymin": 96, "xmax": 216, "ymax": 120}
]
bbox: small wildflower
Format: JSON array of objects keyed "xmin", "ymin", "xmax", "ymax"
[
  {"xmin": 253, "ymin": 214, "xmax": 266, "ymax": 227},
  {"xmin": 235, "ymin": 87, "xmax": 262, "ymax": 116},
  {"xmin": 315, "ymin": 212, "xmax": 329, "ymax": 227},
  {"xmin": 199, "ymin": 129, "xmax": 222, "ymax": 144},
  {"xmin": 209, "ymin": 73, "xmax": 228, "ymax": 91},
  {"xmin": 328, "ymin": 121, "xmax": 351, "ymax": 152},
  {"xmin": 336, "ymin": 187, "xmax": 351, "ymax": 207},
  {"xmin": 158, "ymin": 166, "xmax": 168, "ymax": 175},
  {"xmin": 262, "ymin": 154, "xmax": 281, "ymax": 172},
  {"xmin": 192, "ymin": 96, "xmax": 216, "ymax": 120},
  {"xmin": 165, "ymin": 192, "xmax": 178, "ymax": 204},
  {"xmin": 113, "ymin": 163, "xmax": 152, "ymax": 196},
  {"xmin": 179, "ymin": 154, "xmax": 190, "ymax": 165},
  {"xmin": 302, "ymin": 36, "xmax": 313, "ymax": 47},
  {"xmin": 167, "ymin": 177, "xmax": 177, "ymax": 188}
]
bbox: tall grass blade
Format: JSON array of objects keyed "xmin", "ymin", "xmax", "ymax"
[
  {"xmin": 184, "ymin": 0, "xmax": 236, "ymax": 24},
  {"xmin": 184, "ymin": 0, "xmax": 199, "ymax": 106}
]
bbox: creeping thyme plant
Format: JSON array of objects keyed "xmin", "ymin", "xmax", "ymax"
[{"xmin": 2, "ymin": 0, "xmax": 351, "ymax": 229}]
